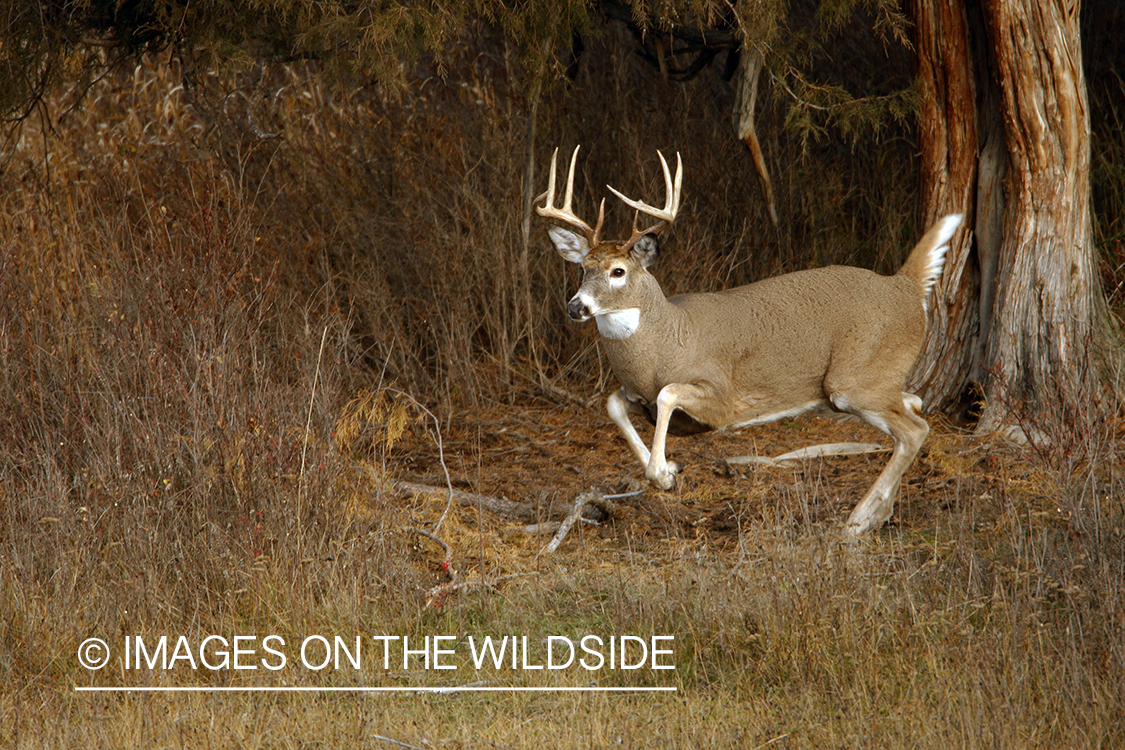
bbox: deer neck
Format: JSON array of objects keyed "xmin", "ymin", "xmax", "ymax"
[{"xmin": 596, "ymin": 278, "xmax": 686, "ymax": 397}]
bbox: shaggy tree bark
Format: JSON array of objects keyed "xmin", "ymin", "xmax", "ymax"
[
  {"xmin": 905, "ymin": 0, "xmax": 982, "ymax": 408},
  {"xmin": 908, "ymin": 0, "xmax": 1116, "ymax": 439}
]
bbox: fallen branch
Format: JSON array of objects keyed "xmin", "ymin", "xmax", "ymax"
[
  {"xmin": 523, "ymin": 518, "xmax": 602, "ymax": 535},
  {"xmin": 523, "ymin": 521, "xmax": 562, "ymax": 535},
  {"xmin": 524, "ymin": 487, "xmax": 637, "ymax": 537},
  {"xmin": 397, "ymin": 481, "xmax": 527, "ymax": 519},
  {"xmin": 544, "ymin": 491, "xmax": 600, "ymax": 553},
  {"xmin": 726, "ymin": 442, "xmax": 889, "ymax": 467}
]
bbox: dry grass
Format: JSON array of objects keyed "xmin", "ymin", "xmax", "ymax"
[{"xmin": 1, "ymin": 30, "xmax": 1124, "ymax": 750}]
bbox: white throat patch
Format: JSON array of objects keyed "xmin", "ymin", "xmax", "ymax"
[{"xmin": 595, "ymin": 308, "xmax": 641, "ymax": 339}]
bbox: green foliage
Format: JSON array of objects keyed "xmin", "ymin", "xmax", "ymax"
[{"xmin": 759, "ymin": 0, "xmax": 914, "ymax": 150}]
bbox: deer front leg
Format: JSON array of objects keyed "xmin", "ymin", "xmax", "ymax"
[
  {"xmin": 606, "ymin": 389, "xmax": 652, "ymax": 467},
  {"xmin": 644, "ymin": 383, "xmax": 711, "ymax": 490}
]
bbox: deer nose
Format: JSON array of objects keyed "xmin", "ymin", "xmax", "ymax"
[{"xmin": 567, "ymin": 296, "xmax": 590, "ymax": 321}]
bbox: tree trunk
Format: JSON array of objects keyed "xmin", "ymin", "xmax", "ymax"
[
  {"xmin": 909, "ymin": 0, "xmax": 1114, "ymax": 442},
  {"xmin": 976, "ymin": 0, "xmax": 1108, "ymax": 439},
  {"xmin": 905, "ymin": 0, "xmax": 982, "ymax": 409}
]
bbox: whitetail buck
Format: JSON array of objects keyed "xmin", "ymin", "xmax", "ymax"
[{"xmin": 537, "ymin": 146, "xmax": 963, "ymax": 534}]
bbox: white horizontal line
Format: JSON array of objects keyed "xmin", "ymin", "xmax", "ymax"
[{"xmin": 75, "ymin": 686, "xmax": 676, "ymax": 693}]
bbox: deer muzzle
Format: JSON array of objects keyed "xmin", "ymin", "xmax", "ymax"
[{"xmin": 567, "ymin": 295, "xmax": 592, "ymax": 321}]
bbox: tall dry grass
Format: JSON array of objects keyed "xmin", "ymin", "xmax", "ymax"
[{"xmin": 0, "ymin": 57, "xmax": 425, "ymax": 707}]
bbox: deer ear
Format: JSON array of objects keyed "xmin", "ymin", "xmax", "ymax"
[
  {"xmin": 630, "ymin": 234, "xmax": 660, "ymax": 267},
  {"xmin": 548, "ymin": 226, "xmax": 590, "ymax": 264}
]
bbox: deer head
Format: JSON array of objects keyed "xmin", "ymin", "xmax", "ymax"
[{"xmin": 536, "ymin": 147, "xmax": 682, "ymax": 336}]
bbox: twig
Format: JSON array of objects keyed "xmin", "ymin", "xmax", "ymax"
[
  {"xmin": 395, "ymin": 481, "xmax": 634, "ymax": 528},
  {"xmin": 410, "ymin": 527, "xmax": 458, "ymax": 609},
  {"xmin": 602, "ymin": 489, "xmax": 645, "ymax": 500},
  {"xmin": 411, "ymin": 525, "xmax": 529, "ymax": 607},
  {"xmin": 411, "ymin": 527, "xmax": 452, "ymax": 569},
  {"xmin": 770, "ymin": 64, "xmax": 908, "ymax": 114},
  {"xmin": 298, "ymin": 326, "xmax": 329, "ymax": 538},
  {"xmin": 771, "ymin": 70, "xmax": 831, "ymax": 112},
  {"xmin": 587, "ymin": 488, "xmax": 641, "ymax": 518},
  {"xmin": 752, "ymin": 734, "xmax": 791, "ymax": 750},
  {"xmin": 374, "ymin": 387, "xmax": 455, "ymax": 534},
  {"xmin": 371, "ymin": 735, "xmax": 427, "ymax": 750},
  {"xmin": 734, "ymin": 47, "xmax": 778, "ymax": 226}
]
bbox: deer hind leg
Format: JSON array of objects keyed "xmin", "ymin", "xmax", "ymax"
[{"xmin": 826, "ymin": 389, "xmax": 929, "ymax": 535}]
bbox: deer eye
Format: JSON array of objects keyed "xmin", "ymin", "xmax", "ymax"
[{"xmin": 610, "ymin": 267, "xmax": 626, "ymax": 278}]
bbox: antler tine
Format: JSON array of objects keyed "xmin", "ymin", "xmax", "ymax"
[
  {"xmin": 535, "ymin": 145, "xmax": 599, "ymax": 244},
  {"xmin": 607, "ymin": 151, "xmax": 683, "ymax": 238},
  {"xmin": 593, "ymin": 198, "xmax": 606, "ymax": 240}
]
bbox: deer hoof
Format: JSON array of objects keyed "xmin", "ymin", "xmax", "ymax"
[
  {"xmin": 844, "ymin": 498, "xmax": 893, "ymax": 536},
  {"xmin": 647, "ymin": 461, "xmax": 679, "ymax": 490}
]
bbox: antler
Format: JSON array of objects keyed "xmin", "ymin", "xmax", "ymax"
[
  {"xmin": 607, "ymin": 151, "xmax": 683, "ymax": 250},
  {"xmin": 535, "ymin": 146, "xmax": 605, "ymax": 246}
]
